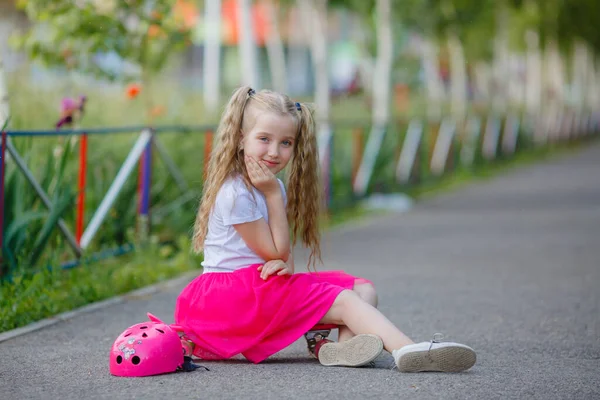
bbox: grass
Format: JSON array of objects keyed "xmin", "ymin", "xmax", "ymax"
[{"xmin": 0, "ymin": 235, "xmax": 202, "ymax": 333}]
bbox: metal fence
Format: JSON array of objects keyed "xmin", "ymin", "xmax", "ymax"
[{"xmin": 1, "ymin": 110, "xmax": 598, "ymax": 272}]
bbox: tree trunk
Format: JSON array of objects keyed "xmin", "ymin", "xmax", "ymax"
[
  {"xmin": 492, "ymin": 4, "xmax": 509, "ymax": 113},
  {"xmin": 299, "ymin": 0, "xmax": 329, "ymax": 121},
  {"xmin": 572, "ymin": 40, "xmax": 587, "ymax": 111},
  {"xmin": 473, "ymin": 61, "xmax": 491, "ymax": 105},
  {"xmin": 372, "ymin": 0, "xmax": 393, "ymax": 126},
  {"xmin": 264, "ymin": 0, "xmax": 287, "ymax": 93},
  {"xmin": 237, "ymin": 0, "xmax": 260, "ymax": 88},
  {"xmin": 351, "ymin": 14, "xmax": 374, "ymax": 98},
  {"xmin": 586, "ymin": 44, "xmax": 600, "ymax": 113},
  {"xmin": 203, "ymin": 0, "xmax": 222, "ymax": 113},
  {"xmin": 507, "ymin": 52, "xmax": 525, "ymax": 108},
  {"xmin": 525, "ymin": 30, "xmax": 541, "ymax": 117},
  {"xmin": 544, "ymin": 40, "xmax": 564, "ymax": 141},
  {"xmin": 421, "ymin": 38, "xmax": 445, "ymax": 121},
  {"xmin": 298, "ymin": 0, "xmax": 330, "ymax": 162},
  {"xmin": 352, "ymin": 0, "xmax": 393, "ymax": 196},
  {"xmin": 447, "ymin": 33, "xmax": 467, "ymax": 121},
  {"xmin": 286, "ymin": 6, "xmax": 309, "ymax": 94}
]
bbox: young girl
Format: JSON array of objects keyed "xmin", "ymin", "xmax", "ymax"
[{"xmin": 174, "ymin": 86, "xmax": 477, "ymax": 372}]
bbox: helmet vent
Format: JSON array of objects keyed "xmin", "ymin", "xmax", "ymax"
[
  {"xmin": 116, "ymin": 356, "xmax": 123, "ymax": 364},
  {"xmin": 156, "ymin": 329, "xmax": 164, "ymax": 334},
  {"xmin": 123, "ymin": 332, "xmax": 131, "ymax": 337},
  {"xmin": 140, "ymin": 326, "xmax": 148, "ymax": 330},
  {"xmin": 142, "ymin": 333, "xmax": 148, "ymax": 338},
  {"xmin": 131, "ymin": 356, "xmax": 141, "ymax": 365}
]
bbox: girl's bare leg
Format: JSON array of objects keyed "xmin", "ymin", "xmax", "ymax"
[
  {"xmin": 320, "ymin": 289, "xmax": 414, "ymax": 352},
  {"xmin": 337, "ymin": 282, "xmax": 378, "ymax": 342}
]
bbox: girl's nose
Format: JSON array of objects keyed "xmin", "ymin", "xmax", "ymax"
[{"xmin": 268, "ymin": 144, "xmax": 279, "ymax": 157}]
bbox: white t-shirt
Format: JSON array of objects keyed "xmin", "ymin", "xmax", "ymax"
[{"xmin": 201, "ymin": 175, "xmax": 287, "ymax": 273}]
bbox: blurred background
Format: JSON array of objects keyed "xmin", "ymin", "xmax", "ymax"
[
  {"xmin": 1, "ymin": 0, "xmax": 599, "ymax": 331},
  {"xmin": 2, "ymin": 0, "xmax": 598, "ymax": 125}
]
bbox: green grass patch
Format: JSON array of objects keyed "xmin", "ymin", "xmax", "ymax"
[{"xmin": 0, "ymin": 235, "xmax": 202, "ymax": 333}]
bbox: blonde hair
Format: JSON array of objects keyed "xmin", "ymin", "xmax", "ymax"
[{"xmin": 192, "ymin": 86, "xmax": 322, "ymax": 268}]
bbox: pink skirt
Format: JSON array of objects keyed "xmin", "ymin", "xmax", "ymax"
[{"xmin": 174, "ymin": 264, "xmax": 371, "ymax": 363}]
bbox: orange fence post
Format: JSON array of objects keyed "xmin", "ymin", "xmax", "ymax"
[
  {"xmin": 203, "ymin": 130, "xmax": 214, "ymax": 179},
  {"xmin": 75, "ymin": 134, "xmax": 88, "ymax": 245}
]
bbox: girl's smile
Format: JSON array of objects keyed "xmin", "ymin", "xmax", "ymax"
[{"xmin": 262, "ymin": 159, "xmax": 279, "ymax": 168}]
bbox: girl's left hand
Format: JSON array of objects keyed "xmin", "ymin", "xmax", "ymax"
[
  {"xmin": 258, "ymin": 260, "xmax": 293, "ymax": 280},
  {"xmin": 245, "ymin": 156, "xmax": 280, "ymax": 196}
]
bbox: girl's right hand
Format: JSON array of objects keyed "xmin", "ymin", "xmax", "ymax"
[
  {"xmin": 245, "ymin": 156, "xmax": 280, "ymax": 196},
  {"xmin": 257, "ymin": 259, "xmax": 293, "ymax": 280}
]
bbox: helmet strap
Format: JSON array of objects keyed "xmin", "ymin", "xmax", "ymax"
[{"xmin": 179, "ymin": 356, "xmax": 210, "ymax": 372}]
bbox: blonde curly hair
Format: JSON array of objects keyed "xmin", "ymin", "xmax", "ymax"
[{"xmin": 192, "ymin": 86, "xmax": 322, "ymax": 269}]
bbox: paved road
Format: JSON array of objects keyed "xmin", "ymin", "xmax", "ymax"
[{"xmin": 1, "ymin": 143, "xmax": 599, "ymax": 400}]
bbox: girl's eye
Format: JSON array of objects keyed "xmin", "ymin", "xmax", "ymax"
[
  {"xmin": 259, "ymin": 137, "xmax": 268, "ymax": 142},
  {"xmin": 282, "ymin": 140, "xmax": 292, "ymax": 147}
]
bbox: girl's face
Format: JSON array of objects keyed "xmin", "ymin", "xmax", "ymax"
[{"xmin": 242, "ymin": 112, "xmax": 296, "ymax": 175}]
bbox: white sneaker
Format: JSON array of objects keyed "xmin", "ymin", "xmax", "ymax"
[
  {"xmin": 317, "ymin": 334, "xmax": 384, "ymax": 367},
  {"xmin": 393, "ymin": 335, "xmax": 476, "ymax": 373}
]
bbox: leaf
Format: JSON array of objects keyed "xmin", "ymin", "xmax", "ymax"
[
  {"xmin": 0, "ymin": 116, "xmax": 10, "ymax": 131},
  {"xmin": 4, "ymin": 211, "xmax": 48, "ymax": 246},
  {"xmin": 26, "ymin": 186, "xmax": 75, "ymax": 268}
]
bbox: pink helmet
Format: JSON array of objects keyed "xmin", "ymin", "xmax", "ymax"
[{"xmin": 109, "ymin": 313, "xmax": 185, "ymax": 377}]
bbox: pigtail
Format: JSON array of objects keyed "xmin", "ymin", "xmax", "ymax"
[
  {"xmin": 286, "ymin": 102, "xmax": 322, "ymax": 269},
  {"xmin": 192, "ymin": 86, "xmax": 253, "ymax": 253}
]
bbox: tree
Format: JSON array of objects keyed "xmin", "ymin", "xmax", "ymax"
[{"xmin": 12, "ymin": 0, "xmax": 194, "ymax": 83}]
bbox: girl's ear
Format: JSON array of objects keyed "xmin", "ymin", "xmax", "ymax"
[{"xmin": 239, "ymin": 132, "xmax": 245, "ymax": 150}]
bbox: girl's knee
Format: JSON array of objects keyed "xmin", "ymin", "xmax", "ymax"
[
  {"xmin": 333, "ymin": 289, "xmax": 359, "ymax": 308},
  {"xmin": 323, "ymin": 289, "xmax": 359, "ymax": 324},
  {"xmin": 353, "ymin": 282, "xmax": 378, "ymax": 307}
]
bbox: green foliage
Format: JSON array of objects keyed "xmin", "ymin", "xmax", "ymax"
[
  {"xmin": 503, "ymin": 0, "xmax": 600, "ymax": 53},
  {"xmin": 11, "ymin": 0, "xmax": 193, "ymax": 81},
  {"xmin": 334, "ymin": 0, "xmax": 600, "ymax": 61},
  {"xmin": 0, "ymin": 235, "xmax": 203, "ymax": 332},
  {"xmin": 1, "ymin": 137, "xmax": 76, "ymax": 276}
]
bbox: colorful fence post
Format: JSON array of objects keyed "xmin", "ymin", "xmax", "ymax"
[
  {"xmin": 430, "ymin": 117, "xmax": 456, "ymax": 176},
  {"xmin": 76, "ymin": 133, "xmax": 88, "ymax": 245},
  {"xmin": 482, "ymin": 115, "xmax": 501, "ymax": 160},
  {"xmin": 396, "ymin": 119, "xmax": 423, "ymax": 184},
  {"xmin": 501, "ymin": 114, "xmax": 520, "ymax": 156},
  {"xmin": 203, "ymin": 130, "xmax": 214, "ymax": 180},
  {"xmin": 353, "ymin": 124, "xmax": 387, "ymax": 196},
  {"xmin": 0, "ymin": 130, "xmax": 6, "ymax": 263},
  {"xmin": 79, "ymin": 129, "xmax": 153, "ymax": 249}
]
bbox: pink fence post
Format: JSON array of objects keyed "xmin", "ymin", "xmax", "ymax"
[{"xmin": 76, "ymin": 133, "xmax": 88, "ymax": 246}]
